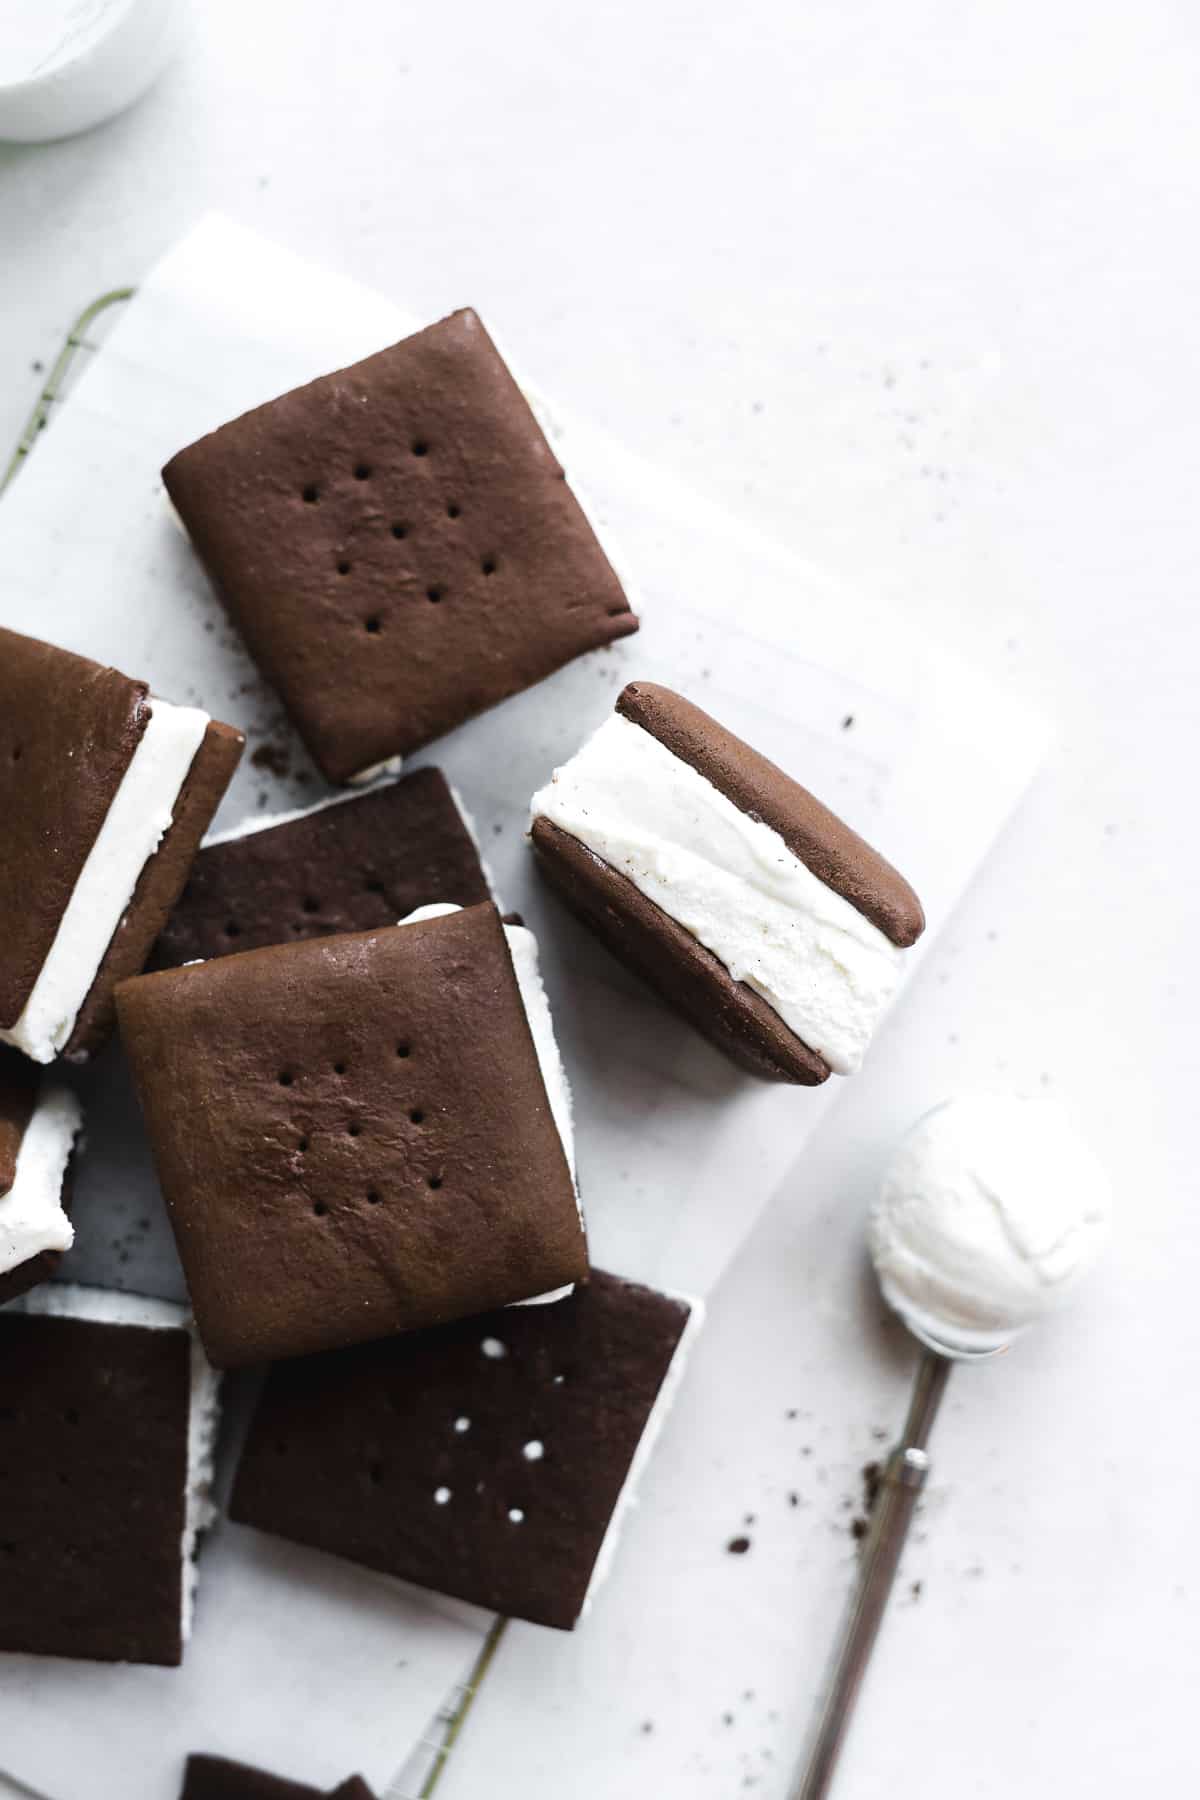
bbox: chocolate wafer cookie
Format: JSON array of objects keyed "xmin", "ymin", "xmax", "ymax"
[
  {"xmin": 163, "ymin": 310, "xmax": 637, "ymax": 785},
  {"xmin": 0, "ymin": 1048, "xmax": 82, "ymax": 1304},
  {"xmin": 152, "ymin": 770, "xmax": 489, "ymax": 970},
  {"xmin": 0, "ymin": 628, "xmax": 244, "ymax": 1064},
  {"xmin": 530, "ymin": 681, "xmax": 924, "ymax": 1083},
  {"xmin": 231, "ymin": 1270, "xmax": 701, "ymax": 1631},
  {"xmin": 180, "ymin": 1756, "xmax": 375, "ymax": 1800},
  {"xmin": 117, "ymin": 903, "xmax": 584, "ymax": 1368},
  {"xmin": 0, "ymin": 1286, "xmax": 220, "ymax": 1666}
]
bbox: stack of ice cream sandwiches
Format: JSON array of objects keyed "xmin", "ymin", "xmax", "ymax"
[{"xmin": 0, "ymin": 310, "xmax": 923, "ymax": 1688}]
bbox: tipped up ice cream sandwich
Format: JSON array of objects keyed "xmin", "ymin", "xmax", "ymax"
[
  {"xmin": 0, "ymin": 1285, "xmax": 220, "ymax": 1666},
  {"xmin": 530, "ymin": 681, "xmax": 924, "ymax": 1084},
  {"xmin": 117, "ymin": 902, "xmax": 584, "ymax": 1368},
  {"xmin": 0, "ymin": 1048, "xmax": 83, "ymax": 1304},
  {"xmin": 230, "ymin": 1270, "xmax": 701, "ymax": 1631},
  {"xmin": 0, "ymin": 629, "xmax": 244, "ymax": 1064}
]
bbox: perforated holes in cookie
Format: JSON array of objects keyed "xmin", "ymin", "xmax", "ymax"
[
  {"xmin": 280, "ymin": 1033, "xmax": 435, "ymax": 1226},
  {"xmin": 293, "ymin": 433, "xmax": 525, "ymax": 635}
]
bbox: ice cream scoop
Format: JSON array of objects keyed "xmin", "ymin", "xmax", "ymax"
[
  {"xmin": 792, "ymin": 1093, "xmax": 1111, "ymax": 1800},
  {"xmin": 868, "ymin": 1094, "xmax": 1112, "ymax": 1356}
]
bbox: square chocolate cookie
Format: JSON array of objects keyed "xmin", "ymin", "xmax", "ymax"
[
  {"xmin": 117, "ymin": 903, "xmax": 584, "ymax": 1368},
  {"xmin": 0, "ymin": 1286, "xmax": 221, "ymax": 1666},
  {"xmin": 0, "ymin": 628, "xmax": 244, "ymax": 1064},
  {"xmin": 180, "ymin": 1756, "xmax": 374, "ymax": 1800},
  {"xmin": 230, "ymin": 1270, "xmax": 701, "ymax": 1631},
  {"xmin": 531, "ymin": 681, "xmax": 924, "ymax": 1083},
  {"xmin": 152, "ymin": 770, "xmax": 490, "ymax": 970},
  {"xmin": 162, "ymin": 310, "xmax": 637, "ymax": 785},
  {"xmin": 0, "ymin": 1048, "xmax": 83, "ymax": 1305}
]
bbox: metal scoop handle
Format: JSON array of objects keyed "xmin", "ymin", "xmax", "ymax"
[{"xmin": 791, "ymin": 1350, "xmax": 951, "ymax": 1800}]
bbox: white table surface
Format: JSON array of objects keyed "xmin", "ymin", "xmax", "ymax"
[{"xmin": 0, "ymin": 3, "xmax": 1195, "ymax": 1795}]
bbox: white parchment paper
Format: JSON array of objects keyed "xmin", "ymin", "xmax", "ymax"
[{"xmin": 0, "ymin": 217, "xmax": 1048, "ymax": 1800}]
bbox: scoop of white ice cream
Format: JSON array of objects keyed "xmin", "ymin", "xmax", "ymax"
[{"xmin": 869, "ymin": 1094, "xmax": 1112, "ymax": 1355}]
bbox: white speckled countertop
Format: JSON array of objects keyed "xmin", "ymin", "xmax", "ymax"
[{"xmin": 0, "ymin": 2, "xmax": 1195, "ymax": 1792}]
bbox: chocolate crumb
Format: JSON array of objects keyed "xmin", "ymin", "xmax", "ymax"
[
  {"xmin": 910, "ymin": 1580, "xmax": 922, "ymax": 1600},
  {"xmin": 842, "ymin": 714, "xmax": 854, "ymax": 729},
  {"xmin": 727, "ymin": 1535, "xmax": 752, "ymax": 1555},
  {"xmin": 847, "ymin": 1460, "xmax": 885, "ymax": 1540},
  {"xmin": 787, "ymin": 1491, "xmax": 799, "ymax": 1508},
  {"xmin": 640, "ymin": 1720, "xmax": 654, "ymax": 1735},
  {"xmin": 250, "ymin": 742, "xmax": 291, "ymax": 777},
  {"xmin": 743, "ymin": 1513, "xmax": 756, "ymax": 1526},
  {"xmin": 723, "ymin": 1712, "xmax": 735, "ymax": 1727}
]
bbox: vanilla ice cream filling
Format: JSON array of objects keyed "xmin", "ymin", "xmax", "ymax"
[
  {"xmin": 530, "ymin": 713, "xmax": 903, "ymax": 1075},
  {"xmin": 0, "ymin": 1084, "xmax": 82, "ymax": 1276},
  {"xmin": 869, "ymin": 1096, "xmax": 1112, "ymax": 1354},
  {"xmin": 1, "ymin": 697, "xmax": 210, "ymax": 1063},
  {"xmin": 347, "ymin": 754, "xmax": 406, "ymax": 786},
  {"xmin": 583, "ymin": 1291, "xmax": 704, "ymax": 1613},
  {"xmin": 401, "ymin": 904, "xmax": 581, "ymax": 1305},
  {"xmin": 21, "ymin": 1283, "xmax": 222, "ymax": 1639}
]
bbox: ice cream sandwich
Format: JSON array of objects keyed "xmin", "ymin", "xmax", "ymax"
[
  {"xmin": 180, "ymin": 1756, "xmax": 374, "ymax": 1800},
  {"xmin": 117, "ymin": 903, "xmax": 584, "ymax": 1368},
  {"xmin": 0, "ymin": 1285, "xmax": 220, "ymax": 1666},
  {"xmin": 0, "ymin": 629, "xmax": 244, "ymax": 1064},
  {"xmin": 530, "ymin": 681, "xmax": 924, "ymax": 1083},
  {"xmin": 152, "ymin": 769, "xmax": 490, "ymax": 971},
  {"xmin": 230, "ymin": 1270, "xmax": 701, "ymax": 1631},
  {"xmin": 0, "ymin": 1048, "xmax": 83, "ymax": 1304},
  {"xmin": 162, "ymin": 310, "xmax": 637, "ymax": 786}
]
